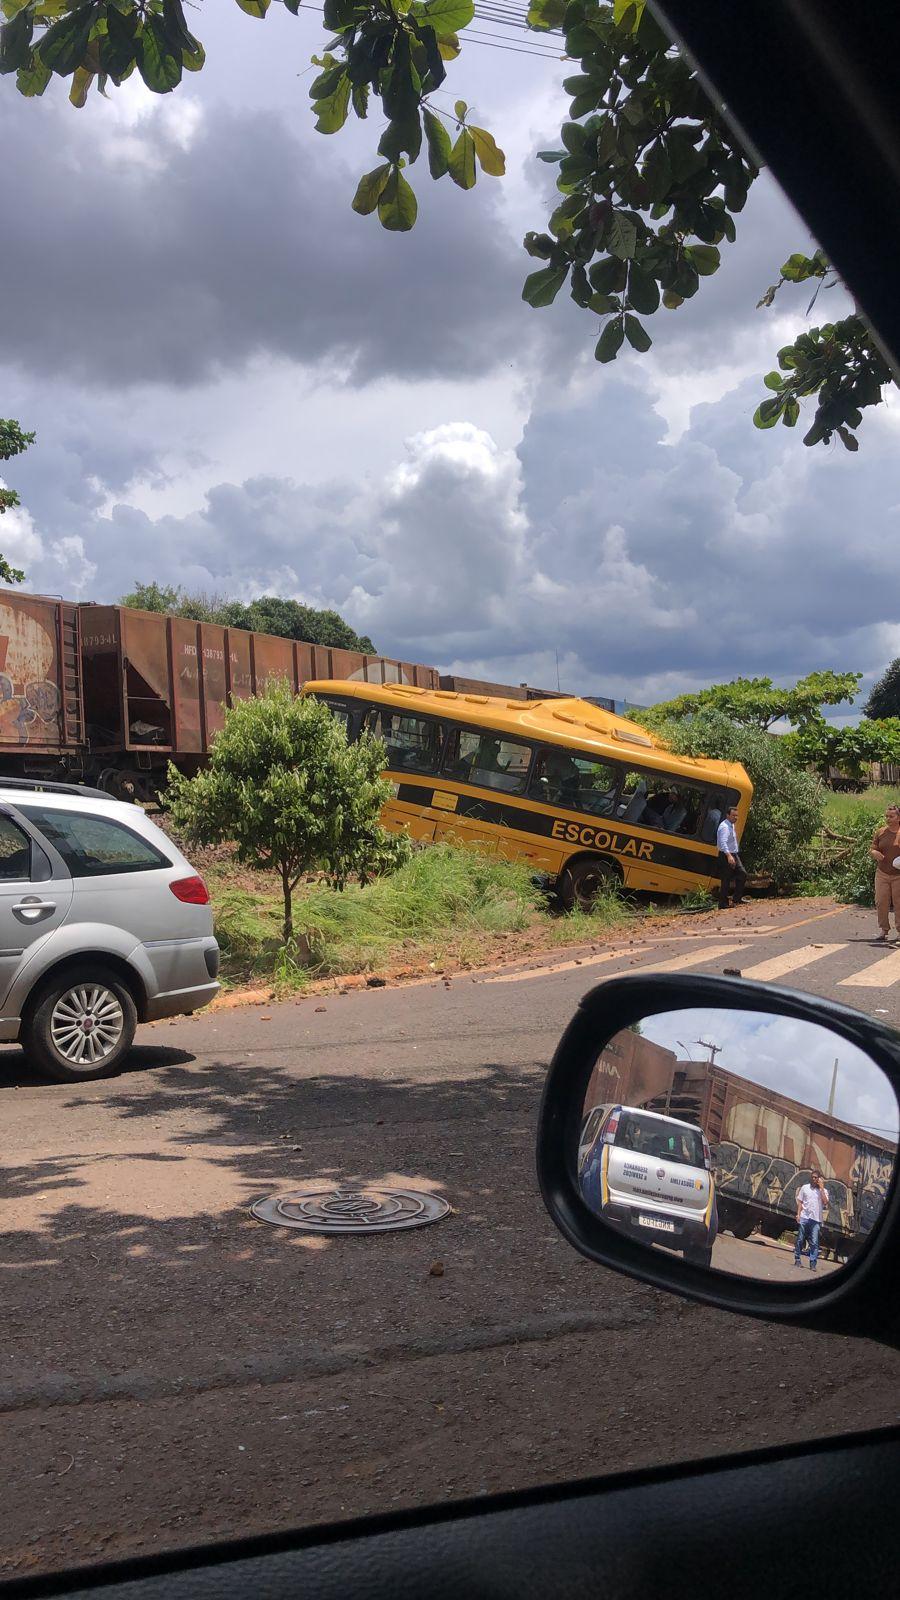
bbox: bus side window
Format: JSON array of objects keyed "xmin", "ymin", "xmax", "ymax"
[
  {"xmin": 322, "ymin": 699, "xmax": 354, "ymax": 739},
  {"xmin": 701, "ymin": 793, "xmax": 726, "ymax": 843},
  {"xmin": 530, "ymin": 749, "xmax": 619, "ymax": 815},
  {"xmin": 443, "ymin": 729, "xmax": 532, "ymax": 795},
  {"xmin": 367, "ymin": 709, "xmax": 445, "ymax": 774}
]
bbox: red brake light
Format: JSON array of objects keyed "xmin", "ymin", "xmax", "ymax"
[
  {"xmin": 603, "ymin": 1109, "xmax": 621, "ymax": 1145},
  {"xmin": 169, "ymin": 875, "xmax": 210, "ymax": 905},
  {"xmin": 702, "ymin": 1134, "xmax": 712, "ymax": 1171}
]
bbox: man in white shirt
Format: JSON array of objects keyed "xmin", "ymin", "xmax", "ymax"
[
  {"xmin": 715, "ymin": 805, "xmax": 746, "ymax": 909},
  {"xmin": 794, "ymin": 1169, "xmax": 830, "ymax": 1270}
]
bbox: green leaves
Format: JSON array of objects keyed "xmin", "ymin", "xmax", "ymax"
[
  {"xmin": 234, "ymin": 0, "xmax": 271, "ymax": 16},
  {"xmin": 35, "ymin": 4, "xmax": 94, "ymax": 77},
  {"xmin": 415, "ymin": 0, "xmax": 474, "ymax": 32},
  {"xmin": 423, "ymin": 106, "xmax": 451, "ymax": 176},
  {"xmin": 448, "ymin": 126, "xmax": 475, "ymax": 188},
  {"xmin": 623, "ymin": 312, "xmax": 651, "ymax": 351},
  {"xmin": 607, "ymin": 213, "xmax": 637, "ymax": 260},
  {"xmin": 313, "ymin": 69, "xmax": 352, "ymax": 133},
  {"xmin": 377, "ymin": 166, "xmax": 418, "ymax": 230},
  {"xmin": 352, "ymin": 163, "xmax": 392, "ymax": 215},
  {"xmin": 526, "ymin": 0, "xmax": 567, "ymax": 29},
  {"xmin": 470, "ymin": 124, "xmax": 505, "ymax": 176},
  {"xmin": 685, "ymin": 243, "xmax": 720, "ymax": 276},
  {"xmin": 522, "ymin": 265, "xmax": 568, "ymax": 308},
  {"xmin": 626, "ymin": 261, "xmax": 659, "ymax": 315},
  {"xmin": 139, "ymin": 16, "xmax": 183, "ymax": 94},
  {"xmin": 595, "ymin": 317, "xmax": 624, "ymax": 363}
]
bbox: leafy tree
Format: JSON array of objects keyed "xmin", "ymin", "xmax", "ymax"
[
  {"xmin": 119, "ymin": 580, "xmax": 224, "ymax": 620},
  {"xmin": 788, "ymin": 719, "xmax": 900, "ymax": 784},
  {"xmin": 637, "ymin": 708, "xmax": 824, "ymax": 889},
  {"xmin": 865, "ymin": 659, "xmax": 900, "ymax": 721},
  {"xmin": 0, "ymin": 417, "xmax": 34, "ymax": 584},
  {"xmin": 121, "ymin": 583, "xmax": 376, "ymax": 652},
  {"xmin": 166, "ymin": 683, "xmax": 408, "ymax": 942},
  {"xmin": 219, "ymin": 595, "xmax": 376, "ymax": 653},
  {"xmin": 641, "ymin": 671, "xmax": 861, "ymax": 732},
  {"xmin": 815, "ymin": 804, "xmax": 883, "ymax": 909},
  {"xmin": 4, "ymin": 0, "xmax": 891, "ymax": 445}
]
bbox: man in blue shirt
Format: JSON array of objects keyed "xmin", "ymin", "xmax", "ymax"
[{"xmin": 716, "ymin": 805, "xmax": 746, "ymax": 909}]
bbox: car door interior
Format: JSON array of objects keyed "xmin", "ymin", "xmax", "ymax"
[{"xmin": 5, "ymin": 5, "xmax": 900, "ymax": 1600}]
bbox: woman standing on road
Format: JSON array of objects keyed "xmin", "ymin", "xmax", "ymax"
[{"xmin": 870, "ymin": 803, "xmax": 900, "ymax": 941}]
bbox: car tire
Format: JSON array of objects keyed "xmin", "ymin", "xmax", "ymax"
[
  {"xmin": 558, "ymin": 856, "xmax": 622, "ymax": 912},
  {"xmin": 685, "ymin": 1244, "xmax": 713, "ymax": 1269},
  {"xmin": 22, "ymin": 966, "xmax": 137, "ymax": 1083}
]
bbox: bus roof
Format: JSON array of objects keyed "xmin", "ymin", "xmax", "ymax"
[{"xmin": 304, "ymin": 681, "xmax": 749, "ymax": 792}]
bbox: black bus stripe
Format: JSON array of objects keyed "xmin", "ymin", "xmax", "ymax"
[{"xmin": 393, "ymin": 783, "xmax": 718, "ymax": 878}]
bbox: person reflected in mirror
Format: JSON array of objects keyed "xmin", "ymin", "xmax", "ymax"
[
  {"xmin": 716, "ymin": 805, "xmax": 746, "ymax": 909},
  {"xmin": 870, "ymin": 803, "xmax": 900, "ymax": 942},
  {"xmin": 794, "ymin": 1170, "xmax": 830, "ymax": 1270}
]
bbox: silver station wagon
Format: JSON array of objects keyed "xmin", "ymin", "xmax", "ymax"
[{"xmin": 0, "ymin": 779, "xmax": 219, "ymax": 1081}]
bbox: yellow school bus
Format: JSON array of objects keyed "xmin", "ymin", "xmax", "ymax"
[{"xmin": 305, "ymin": 681, "xmax": 752, "ymax": 908}]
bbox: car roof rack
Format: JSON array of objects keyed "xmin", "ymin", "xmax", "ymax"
[{"xmin": 0, "ymin": 776, "xmax": 111, "ymax": 801}]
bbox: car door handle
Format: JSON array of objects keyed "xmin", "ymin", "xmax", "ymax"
[{"xmin": 12, "ymin": 897, "xmax": 56, "ymax": 922}]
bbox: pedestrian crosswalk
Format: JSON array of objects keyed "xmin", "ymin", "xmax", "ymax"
[
  {"xmin": 482, "ymin": 929, "xmax": 900, "ymax": 994},
  {"xmin": 740, "ymin": 944, "xmax": 848, "ymax": 982},
  {"xmin": 839, "ymin": 948, "xmax": 900, "ymax": 987},
  {"xmin": 640, "ymin": 937, "xmax": 900, "ymax": 991}
]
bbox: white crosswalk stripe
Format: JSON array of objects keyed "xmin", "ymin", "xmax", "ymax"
[
  {"xmin": 739, "ymin": 944, "xmax": 848, "ymax": 982},
  {"xmin": 838, "ymin": 948, "xmax": 900, "ymax": 988},
  {"xmin": 643, "ymin": 943, "xmax": 750, "ymax": 974}
]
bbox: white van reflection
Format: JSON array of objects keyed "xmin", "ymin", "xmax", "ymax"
[{"xmin": 578, "ymin": 1104, "xmax": 718, "ymax": 1267}]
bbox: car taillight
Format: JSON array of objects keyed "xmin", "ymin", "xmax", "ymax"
[
  {"xmin": 603, "ymin": 1109, "xmax": 621, "ymax": 1145},
  {"xmin": 169, "ymin": 875, "xmax": 210, "ymax": 904},
  {"xmin": 702, "ymin": 1134, "xmax": 712, "ymax": 1171}
]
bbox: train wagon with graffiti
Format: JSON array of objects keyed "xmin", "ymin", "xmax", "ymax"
[
  {"xmin": 585, "ymin": 1032, "xmax": 896, "ymax": 1260},
  {"xmin": 0, "ymin": 589, "xmax": 440, "ymax": 800}
]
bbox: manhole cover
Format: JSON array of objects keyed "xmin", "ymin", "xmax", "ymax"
[{"xmin": 250, "ymin": 1184, "xmax": 450, "ymax": 1234}]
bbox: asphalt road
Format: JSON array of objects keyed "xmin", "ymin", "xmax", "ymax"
[{"xmin": 2, "ymin": 898, "xmax": 899, "ymax": 1579}]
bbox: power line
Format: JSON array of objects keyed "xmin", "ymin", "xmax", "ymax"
[{"xmin": 299, "ymin": 3, "xmax": 565, "ymax": 62}]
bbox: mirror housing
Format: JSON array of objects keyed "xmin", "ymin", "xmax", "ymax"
[{"xmin": 536, "ymin": 973, "xmax": 900, "ymax": 1345}]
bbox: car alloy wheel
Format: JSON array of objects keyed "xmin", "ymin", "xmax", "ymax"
[{"xmin": 50, "ymin": 984, "xmax": 125, "ymax": 1066}]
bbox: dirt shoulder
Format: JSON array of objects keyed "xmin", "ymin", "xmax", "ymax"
[{"xmin": 207, "ymin": 894, "xmax": 835, "ymax": 1012}]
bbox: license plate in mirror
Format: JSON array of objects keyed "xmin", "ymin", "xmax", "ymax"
[{"xmin": 638, "ymin": 1215, "xmax": 675, "ymax": 1232}]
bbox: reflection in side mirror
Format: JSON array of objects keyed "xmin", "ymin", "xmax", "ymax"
[{"xmin": 577, "ymin": 1008, "xmax": 898, "ymax": 1284}]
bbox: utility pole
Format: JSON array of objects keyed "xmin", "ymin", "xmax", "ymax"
[
  {"xmin": 695, "ymin": 1038, "xmax": 723, "ymax": 1067},
  {"xmin": 555, "ymin": 648, "xmax": 561, "ymax": 692},
  {"xmin": 827, "ymin": 1057, "xmax": 839, "ymax": 1118}
]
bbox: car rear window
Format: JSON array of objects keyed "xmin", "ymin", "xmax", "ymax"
[
  {"xmin": 18, "ymin": 806, "xmax": 172, "ymax": 878},
  {"xmin": 614, "ymin": 1111, "xmax": 704, "ymax": 1169}
]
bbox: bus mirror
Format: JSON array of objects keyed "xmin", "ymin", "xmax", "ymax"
[{"xmin": 536, "ymin": 973, "xmax": 900, "ymax": 1330}]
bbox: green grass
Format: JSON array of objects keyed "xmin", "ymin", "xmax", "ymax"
[
  {"xmin": 208, "ymin": 842, "xmax": 632, "ymax": 992},
  {"xmin": 823, "ymin": 786, "xmax": 899, "ymax": 828}
]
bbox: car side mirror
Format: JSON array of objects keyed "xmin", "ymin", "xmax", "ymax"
[{"xmin": 536, "ymin": 974, "xmax": 900, "ymax": 1344}]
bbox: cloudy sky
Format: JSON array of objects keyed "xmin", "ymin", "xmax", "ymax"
[
  {"xmin": 638, "ymin": 1008, "xmax": 899, "ymax": 1141},
  {"xmin": 3, "ymin": 2, "xmax": 900, "ymax": 707}
]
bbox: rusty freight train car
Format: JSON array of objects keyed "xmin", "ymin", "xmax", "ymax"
[{"xmin": 0, "ymin": 589, "xmax": 439, "ymax": 797}]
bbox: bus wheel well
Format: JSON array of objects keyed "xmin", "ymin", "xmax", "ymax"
[{"xmin": 557, "ymin": 853, "xmax": 623, "ymax": 912}]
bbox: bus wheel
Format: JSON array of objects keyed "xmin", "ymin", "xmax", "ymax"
[{"xmin": 558, "ymin": 856, "xmax": 621, "ymax": 912}]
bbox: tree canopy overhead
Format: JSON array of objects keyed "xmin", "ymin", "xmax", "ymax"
[{"xmin": 1, "ymin": 0, "xmax": 892, "ymax": 447}]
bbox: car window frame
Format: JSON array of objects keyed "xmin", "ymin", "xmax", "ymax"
[{"xmin": 16, "ymin": 804, "xmax": 174, "ymax": 880}]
